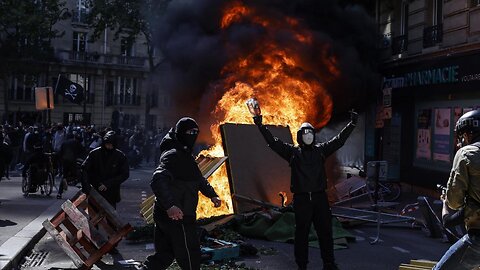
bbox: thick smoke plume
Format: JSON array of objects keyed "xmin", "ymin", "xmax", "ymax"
[{"xmin": 152, "ymin": 0, "xmax": 378, "ymax": 143}]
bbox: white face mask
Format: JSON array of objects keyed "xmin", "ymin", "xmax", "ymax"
[{"xmin": 302, "ymin": 133, "xmax": 314, "ymax": 145}]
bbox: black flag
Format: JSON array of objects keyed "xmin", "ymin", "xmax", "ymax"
[{"xmin": 55, "ymin": 75, "xmax": 85, "ymax": 105}]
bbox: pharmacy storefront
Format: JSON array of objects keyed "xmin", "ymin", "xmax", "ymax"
[{"xmin": 380, "ymin": 52, "xmax": 480, "ymax": 188}]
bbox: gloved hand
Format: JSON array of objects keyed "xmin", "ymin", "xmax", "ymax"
[
  {"xmin": 350, "ymin": 110, "xmax": 358, "ymax": 126},
  {"xmin": 167, "ymin": 205, "xmax": 184, "ymax": 220},
  {"xmin": 211, "ymin": 197, "xmax": 222, "ymax": 208},
  {"xmin": 253, "ymin": 115, "xmax": 263, "ymax": 126}
]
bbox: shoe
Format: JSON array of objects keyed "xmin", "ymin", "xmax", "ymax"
[{"xmin": 57, "ymin": 194, "xmax": 62, "ymax": 199}]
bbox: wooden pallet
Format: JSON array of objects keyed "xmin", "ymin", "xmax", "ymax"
[
  {"xmin": 42, "ymin": 189, "xmax": 133, "ymax": 270},
  {"xmin": 398, "ymin": 259, "xmax": 437, "ymax": 270},
  {"xmin": 140, "ymin": 155, "xmax": 227, "ymax": 224}
]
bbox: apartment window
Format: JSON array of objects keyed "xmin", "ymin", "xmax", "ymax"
[
  {"xmin": 426, "ymin": 0, "xmax": 443, "ymax": 26},
  {"xmin": 117, "ymin": 77, "xmax": 138, "ymax": 105},
  {"xmin": 424, "ymin": 0, "xmax": 443, "ymax": 48},
  {"xmin": 121, "ymin": 38, "xmax": 134, "ymax": 57},
  {"xmin": 73, "ymin": 32, "xmax": 87, "ymax": 52},
  {"xmin": 9, "ymin": 74, "xmax": 38, "ymax": 101},
  {"xmin": 73, "ymin": 0, "xmax": 90, "ymax": 23}
]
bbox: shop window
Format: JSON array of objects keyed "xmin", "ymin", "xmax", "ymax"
[
  {"xmin": 472, "ymin": 0, "xmax": 480, "ymax": 7},
  {"xmin": 64, "ymin": 112, "xmax": 91, "ymax": 125},
  {"xmin": 414, "ymin": 103, "xmax": 480, "ymax": 171}
]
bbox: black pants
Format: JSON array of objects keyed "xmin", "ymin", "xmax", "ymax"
[
  {"xmin": 144, "ymin": 219, "xmax": 200, "ymax": 270},
  {"xmin": 293, "ymin": 191, "xmax": 335, "ymax": 269}
]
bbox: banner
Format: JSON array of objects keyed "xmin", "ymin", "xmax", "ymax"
[
  {"xmin": 433, "ymin": 108, "xmax": 451, "ymax": 162},
  {"xmin": 55, "ymin": 75, "xmax": 85, "ymax": 105},
  {"xmin": 416, "ymin": 109, "xmax": 432, "ymax": 159}
]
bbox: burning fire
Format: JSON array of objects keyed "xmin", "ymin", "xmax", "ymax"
[{"xmin": 196, "ymin": 0, "xmax": 337, "ymax": 219}]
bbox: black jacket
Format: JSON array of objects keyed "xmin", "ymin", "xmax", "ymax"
[
  {"xmin": 257, "ymin": 122, "xmax": 355, "ymax": 193},
  {"xmin": 151, "ymin": 130, "xmax": 218, "ymax": 223},
  {"xmin": 82, "ymin": 147, "xmax": 129, "ymax": 204}
]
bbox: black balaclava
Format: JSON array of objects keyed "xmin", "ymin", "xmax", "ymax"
[
  {"xmin": 102, "ymin": 131, "xmax": 117, "ymax": 152},
  {"xmin": 175, "ymin": 117, "xmax": 199, "ymax": 150},
  {"xmin": 296, "ymin": 122, "xmax": 315, "ymax": 148}
]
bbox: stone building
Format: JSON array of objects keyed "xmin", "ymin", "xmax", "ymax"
[
  {"xmin": 0, "ymin": 0, "xmax": 174, "ymax": 131},
  {"xmin": 372, "ymin": 0, "xmax": 480, "ymax": 187}
]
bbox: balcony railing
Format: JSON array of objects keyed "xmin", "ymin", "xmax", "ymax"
[
  {"xmin": 105, "ymin": 94, "xmax": 141, "ymax": 106},
  {"xmin": 423, "ymin": 24, "xmax": 443, "ymax": 48},
  {"xmin": 392, "ymin": 35, "xmax": 408, "ymax": 55},
  {"xmin": 57, "ymin": 50, "xmax": 147, "ymax": 68},
  {"xmin": 119, "ymin": 56, "xmax": 146, "ymax": 66},
  {"xmin": 68, "ymin": 51, "xmax": 100, "ymax": 62}
]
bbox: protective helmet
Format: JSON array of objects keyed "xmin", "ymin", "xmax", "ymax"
[
  {"xmin": 296, "ymin": 122, "xmax": 315, "ymax": 146},
  {"xmin": 455, "ymin": 110, "xmax": 480, "ymax": 136}
]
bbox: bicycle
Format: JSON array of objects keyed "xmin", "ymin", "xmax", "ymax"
[
  {"xmin": 365, "ymin": 179, "xmax": 402, "ymax": 202},
  {"xmin": 355, "ymin": 164, "xmax": 401, "ymax": 202}
]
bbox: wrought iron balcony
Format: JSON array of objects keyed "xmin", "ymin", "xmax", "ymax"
[
  {"xmin": 423, "ymin": 24, "xmax": 443, "ymax": 48},
  {"xmin": 392, "ymin": 35, "xmax": 408, "ymax": 55},
  {"xmin": 105, "ymin": 94, "xmax": 141, "ymax": 106},
  {"xmin": 68, "ymin": 51, "xmax": 100, "ymax": 62}
]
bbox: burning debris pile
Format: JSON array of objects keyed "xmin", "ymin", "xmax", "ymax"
[{"xmin": 151, "ymin": 0, "xmax": 378, "ymax": 219}]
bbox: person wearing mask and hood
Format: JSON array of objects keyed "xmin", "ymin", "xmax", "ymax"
[
  {"xmin": 141, "ymin": 117, "xmax": 222, "ymax": 270},
  {"xmin": 81, "ymin": 131, "xmax": 129, "ymax": 209},
  {"xmin": 252, "ymin": 111, "xmax": 358, "ymax": 270}
]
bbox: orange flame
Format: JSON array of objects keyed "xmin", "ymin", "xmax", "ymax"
[{"xmin": 196, "ymin": 1, "xmax": 336, "ymax": 219}]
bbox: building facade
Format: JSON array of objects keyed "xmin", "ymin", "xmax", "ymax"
[
  {"xmin": 373, "ymin": 0, "xmax": 480, "ymax": 188},
  {"xmin": 0, "ymin": 0, "xmax": 174, "ymax": 131}
]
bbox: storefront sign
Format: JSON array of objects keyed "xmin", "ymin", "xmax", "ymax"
[
  {"xmin": 383, "ymin": 65, "xmax": 459, "ymax": 89},
  {"xmin": 382, "ymin": 53, "xmax": 480, "ymax": 90}
]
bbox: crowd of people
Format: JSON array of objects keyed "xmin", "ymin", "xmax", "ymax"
[
  {"xmin": 1, "ymin": 107, "xmax": 479, "ymax": 269},
  {"xmin": 0, "ymin": 122, "xmax": 169, "ymax": 197}
]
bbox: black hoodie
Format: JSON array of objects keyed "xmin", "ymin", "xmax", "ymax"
[
  {"xmin": 256, "ymin": 122, "xmax": 355, "ymax": 193},
  {"xmin": 151, "ymin": 129, "xmax": 218, "ymax": 223}
]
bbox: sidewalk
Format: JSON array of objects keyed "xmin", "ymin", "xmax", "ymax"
[{"xmin": 0, "ymin": 176, "xmax": 79, "ymax": 270}]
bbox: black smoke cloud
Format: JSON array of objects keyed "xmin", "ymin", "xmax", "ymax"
[{"xmin": 152, "ymin": 0, "xmax": 379, "ymax": 136}]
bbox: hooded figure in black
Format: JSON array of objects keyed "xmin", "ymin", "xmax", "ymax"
[
  {"xmin": 253, "ymin": 112, "xmax": 357, "ymax": 270},
  {"xmin": 81, "ymin": 130, "xmax": 129, "ymax": 208},
  {"xmin": 142, "ymin": 117, "xmax": 221, "ymax": 270}
]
